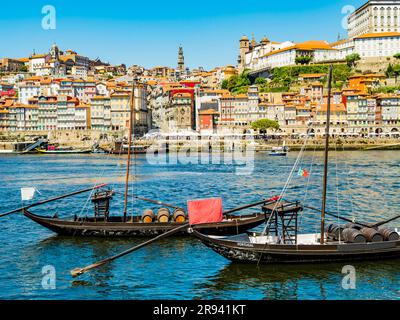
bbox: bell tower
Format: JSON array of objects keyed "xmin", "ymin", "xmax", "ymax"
[
  {"xmin": 50, "ymin": 43, "xmax": 59, "ymax": 60},
  {"xmin": 238, "ymin": 35, "xmax": 250, "ymax": 72},
  {"xmin": 178, "ymin": 46, "xmax": 185, "ymax": 72}
]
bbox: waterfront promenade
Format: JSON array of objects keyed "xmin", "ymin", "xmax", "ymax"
[{"xmin": 1, "ymin": 133, "xmax": 399, "ymax": 152}]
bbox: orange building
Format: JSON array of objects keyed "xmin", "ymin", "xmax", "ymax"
[
  {"xmin": 199, "ymin": 109, "xmax": 219, "ymax": 132},
  {"xmin": 348, "ymin": 74, "xmax": 386, "ymax": 94}
]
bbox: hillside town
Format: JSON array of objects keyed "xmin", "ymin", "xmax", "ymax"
[{"xmin": 0, "ymin": 0, "xmax": 400, "ymax": 143}]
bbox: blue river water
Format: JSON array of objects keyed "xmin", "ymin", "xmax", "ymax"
[{"xmin": 0, "ymin": 151, "xmax": 399, "ymax": 300}]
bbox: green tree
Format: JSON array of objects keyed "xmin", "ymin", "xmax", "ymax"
[
  {"xmin": 394, "ymin": 53, "xmax": 400, "ymax": 60},
  {"xmin": 221, "ymin": 70, "xmax": 251, "ymax": 93},
  {"xmin": 19, "ymin": 65, "xmax": 28, "ymax": 72},
  {"xmin": 346, "ymin": 53, "xmax": 361, "ymax": 68},
  {"xmin": 295, "ymin": 55, "xmax": 312, "ymax": 65},
  {"xmin": 251, "ymin": 119, "xmax": 280, "ymax": 134},
  {"xmin": 255, "ymin": 77, "xmax": 267, "ymax": 85},
  {"xmin": 393, "ymin": 64, "xmax": 400, "ymax": 82},
  {"xmin": 221, "ymin": 79, "xmax": 229, "ymax": 90},
  {"xmin": 386, "ymin": 63, "xmax": 395, "ymax": 78}
]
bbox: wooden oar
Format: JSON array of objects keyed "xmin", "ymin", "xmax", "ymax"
[
  {"xmin": 371, "ymin": 214, "xmax": 400, "ymax": 228},
  {"xmin": 282, "ymin": 200, "xmax": 400, "ymax": 229},
  {"xmin": 223, "ymin": 196, "xmax": 280, "ymax": 215},
  {"xmin": 291, "ymin": 202, "xmax": 371, "ymax": 228},
  {"xmin": 0, "ymin": 184, "xmax": 107, "ymax": 218},
  {"xmin": 71, "ymin": 223, "xmax": 189, "ymax": 278},
  {"xmin": 71, "ymin": 196, "xmax": 281, "ymax": 277}
]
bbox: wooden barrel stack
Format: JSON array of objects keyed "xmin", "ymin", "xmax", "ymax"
[
  {"xmin": 360, "ymin": 228, "xmax": 383, "ymax": 242},
  {"xmin": 141, "ymin": 207, "xmax": 188, "ymax": 223},
  {"xmin": 342, "ymin": 228, "xmax": 367, "ymax": 243},
  {"xmin": 327, "ymin": 223, "xmax": 399, "ymax": 243}
]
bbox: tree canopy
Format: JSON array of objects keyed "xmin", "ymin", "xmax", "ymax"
[
  {"xmin": 386, "ymin": 64, "xmax": 400, "ymax": 79},
  {"xmin": 251, "ymin": 119, "xmax": 280, "ymax": 132},
  {"xmin": 259, "ymin": 64, "xmax": 351, "ymax": 92},
  {"xmin": 394, "ymin": 53, "xmax": 400, "ymax": 60},
  {"xmin": 295, "ymin": 55, "xmax": 312, "ymax": 65},
  {"xmin": 221, "ymin": 70, "xmax": 251, "ymax": 93},
  {"xmin": 254, "ymin": 77, "xmax": 267, "ymax": 85},
  {"xmin": 346, "ymin": 53, "xmax": 361, "ymax": 68}
]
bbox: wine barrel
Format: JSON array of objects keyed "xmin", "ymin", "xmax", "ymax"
[
  {"xmin": 379, "ymin": 228, "xmax": 400, "ymax": 241},
  {"xmin": 326, "ymin": 224, "xmax": 344, "ymax": 241},
  {"xmin": 157, "ymin": 208, "xmax": 170, "ymax": 223},
  {"xmin": 173, "ymin": 209, "xmax": 186, "ymax": 223},
  {"xmin": 342, "ymin": 228, "xmax": 367, "ymax": 244},
  {"xmin": 361, "ymin": 228, "xmax": 383, "ymax": 243},
  {"xmin": 141, "ymin": 209, "xmax": 154, "ymax": 223}
]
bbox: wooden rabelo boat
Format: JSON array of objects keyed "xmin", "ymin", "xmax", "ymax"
[
  {"xmin": 3, "ymin": 78, "xmax": 274, "ymax": 238},
  {"xmin": 191, "ymin": 65, "xmax": 400, "ymax": 265},
  {"xmin": 22, "ymin": 208, "xmax": 266, "ymax": 237}
]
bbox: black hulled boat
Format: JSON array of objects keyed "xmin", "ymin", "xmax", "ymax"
[{"xmin": 192, "ymin": 65, "xmax": 400, "ymax": 264}]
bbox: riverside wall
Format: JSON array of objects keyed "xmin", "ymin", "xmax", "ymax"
[{"xmin": 0, "ymin": 130, "xmax": 399, "ymax": 151}]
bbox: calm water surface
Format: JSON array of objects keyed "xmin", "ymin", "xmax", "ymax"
[{"xmin": 0, "ymin": 151, "xmax": 399, "ymax": 300}]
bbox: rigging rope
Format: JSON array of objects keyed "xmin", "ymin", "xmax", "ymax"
[
  {"xmin": 334, "ymin": 139, "xmax": 342, "ymax": 243},
  {"xmin": 261, "ymin": 133, "xmax": 310, "ymax": 236},
  {"xmin": 77, "ymin": 135, "xmax": 124, "ymax": 220}
]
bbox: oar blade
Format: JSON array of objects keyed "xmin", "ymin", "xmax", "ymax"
[{"xmin": 71, "ymin": 268, "xmax": 85, "ymax": 278}]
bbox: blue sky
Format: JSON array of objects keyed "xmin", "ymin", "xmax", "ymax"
[{"xmin": 1, "ymin": 0, "xmax": 367, "ymax": 69}]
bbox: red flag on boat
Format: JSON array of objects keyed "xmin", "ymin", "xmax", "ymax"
[
  {"xmin": 188, "ymin": 198, "xmax": 223, "ymax": 226},
  {"xmin": 269, "ymin": 196, "xmax": 281, "ymax": 202}
]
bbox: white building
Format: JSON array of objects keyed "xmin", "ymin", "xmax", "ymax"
[
  {"xmin": 330, "ymin": 39, "xmax": 355, "ymax": 60},
  {"xmin": 72, "ymin": 65, "xmax": 88, "ymax": 80},
  {"xmin": 18, "ymin": 80, "xmax": 41, "ymax": 104},
  {"xmin": 90, "ymin": 96, "xmax": 111, "ymax": 131},
  {"xmin": 74, "ymin": 104, "xmax": 90, "ymax": 130},
  {"xmin": 96, "ymin": 82, "xmax": 109, "ymax": 96},
  {"xmin": 258, "ymin": 41, "xmax": 338, "ymax": 69},
  {"xmin": 29, "ymin": 54, "xmax": 50, "ymax": 74},
  {"xmin": 379, "ymin": 94, "xmax": 400, "ymax": 125},
  {"xmin": 348, "ymin": 0, "xmax": 400, "ymax": 39},
  {"xmin": 353, "ymin": 32, "xmax": 400, "ymax": 58},
  {"xmin": 239, "ymin": 1, "xmax": 400, "ymax": 73},
  {"xmin": 240, "ymin": 35, "xmax": 295, "ymax": 71}
]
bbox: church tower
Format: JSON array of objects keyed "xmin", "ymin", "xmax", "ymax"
[
  {"xmin": 238, "ymin": 35, "xmax": 250, "ymax": 72},
  {"xmin": 50, "ymin": 43, "xmax": 59, "ymax": 60},
  {"xmin": 178, "ymin": 46, "xmax": 185, "ymax": 72}
]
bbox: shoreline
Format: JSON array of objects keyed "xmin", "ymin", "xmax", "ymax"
[{"xmin": 1, "ymin": 135, "xmax": 400, "ymax": 153}]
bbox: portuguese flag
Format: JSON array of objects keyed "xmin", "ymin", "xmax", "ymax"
[{"xmin": 298, "ymin": 168, "xmax": 310, "ymax": 178}]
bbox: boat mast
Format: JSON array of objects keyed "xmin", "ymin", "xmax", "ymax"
[
  {"xmin": 123, "ymin": 78, "xmax": 136, "ymax": 222},
  {"xmin": 320, "ymin": 65, "xmax": 333, "ymax": 245}
]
